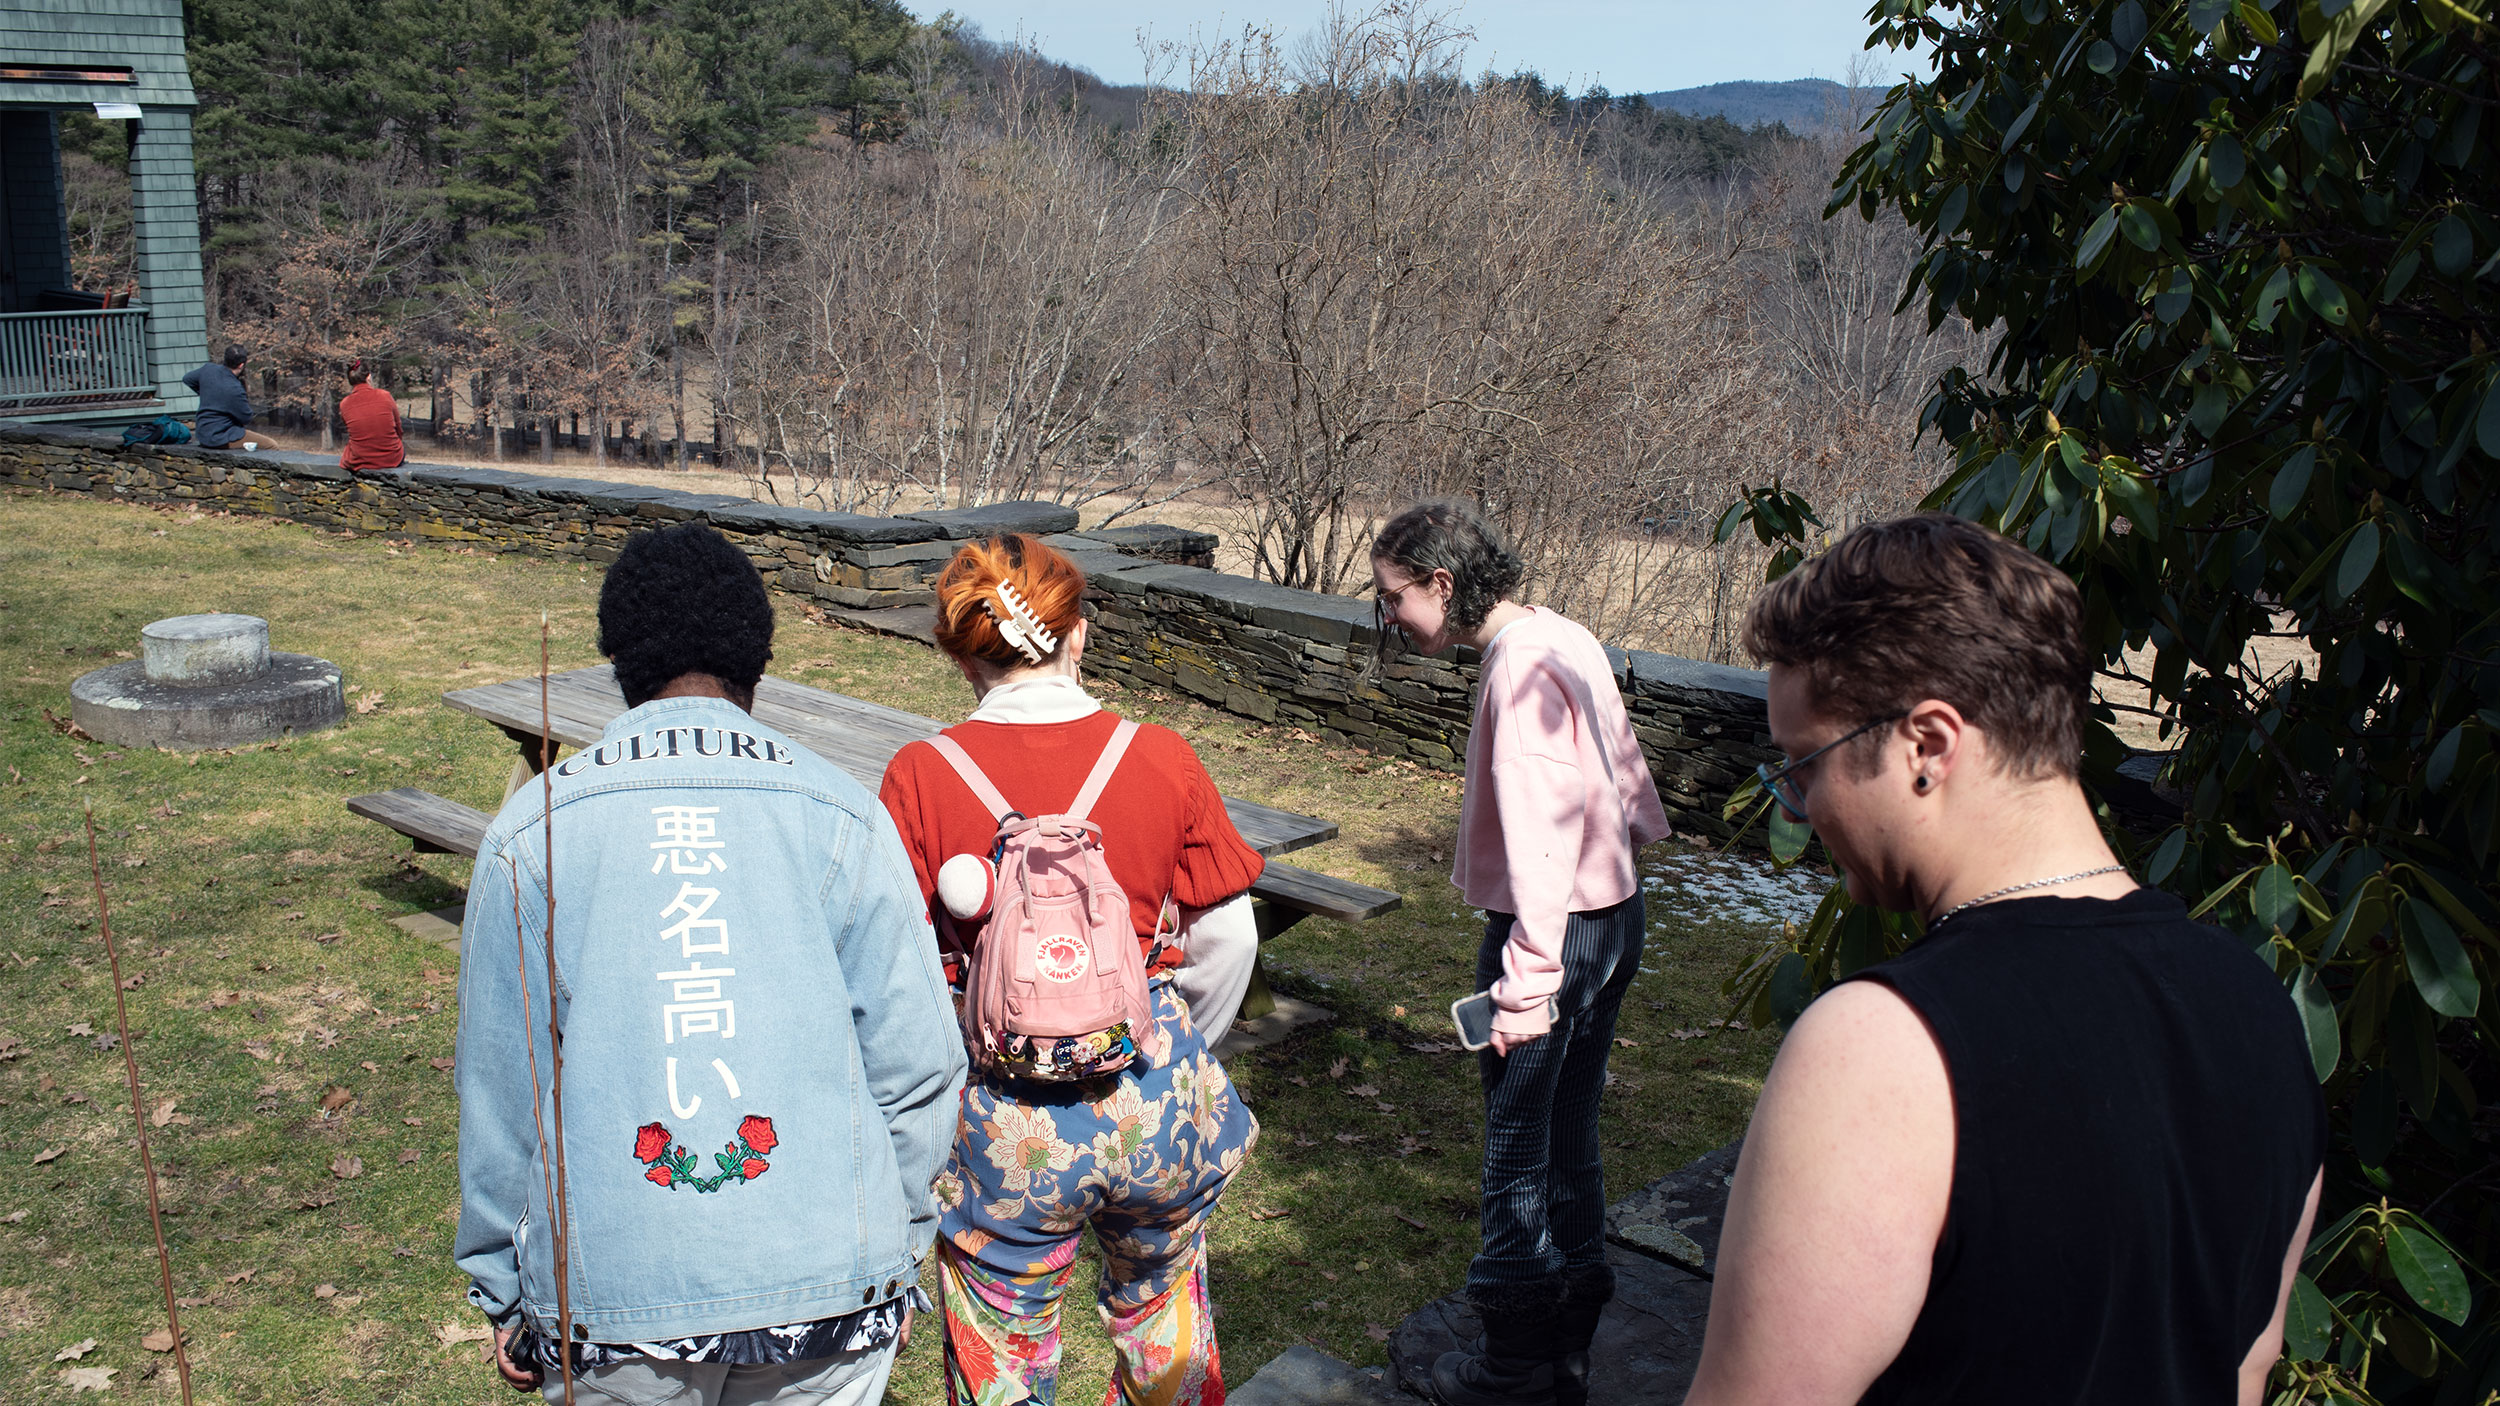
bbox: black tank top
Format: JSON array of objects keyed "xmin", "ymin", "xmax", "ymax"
[{"xmin": 1849, "ymin": 889, "xmax": 2324, "ymax": 1405}]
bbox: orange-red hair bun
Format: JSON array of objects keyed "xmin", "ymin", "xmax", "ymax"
[{"xmin": 931, "ymin": 534, "xmax": 1087, "ymax": 669}]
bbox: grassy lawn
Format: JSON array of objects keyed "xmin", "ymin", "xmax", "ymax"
[{"xmin": 0, "ymin": 489, "xmax": 1791, "ymax": 1403}]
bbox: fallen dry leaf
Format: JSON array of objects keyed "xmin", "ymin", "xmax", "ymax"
[
  {"xmin": 1365, "ymin": 1323, "xmax": 1392, "ymax": 1343},
  {"xmin": 1326, "ymin": 1056, "xmax": 1349, "ymax": 1080},
  {"xmin": 397, "ymin": 1149, "xmax": 421, "ymax": 1165},
  {"xmin": 59, "ymin": 1365, "xmax": 115, "ymax": 1392},
  {"xmin": 1614, "ymin": 1037, "xmax": 1640, "ymax": 1048},
  {"xmin": 427, "ymin": 1057, "xmax": 453, "ymax": 1071},
  {"xmin": 1247, "ymin": 1207, "xmax": 1291, "ymax": 1221},
  {"xmin": 140, "ymin": 1326, "xmax": 180, "ymax": 1352},
  {"xmin": 401, "ymin": 1117, "xmax": 423, "ymax": 1127},
  {"xmin": 1334, "ymin": 1132, "xmax": 1367, "ymax": 1145},
  {"xmin": 149, "ymin": 1098, "xmax": 189, "ymax": 1128},
  {"xmin": 434, "ymin": 1321, "xmax": 493, "ymax": 1346},
  {"xmin": 31, "ymin": 1146, "xmax": 62, "ymax": 1165},
  {"xmin": 224, "ymin": 1269, "xmax": 254, "ymax": 1284},
  {"xmin": 1347, "ymin": 1084, "xmax": 1379, "ymax": 1098},
  {"xmin": 149, "ymin": 802, "xmax": 180, "ymax": 819},
  {"xmin": 206, "ymin": 991, "xmax": 241, "ymax": 1008},
  {"xmin": 5, "ymin": 1210, "xmax": 26, "ymax": 1223},
  {"xmin": 329, "ymin": 1155, "xmax": 363, "ymax": 1181},
  {"xmin": 359, "ymin": 1061, "xmax": 379, "ymax": 1073},
  {"xmin": 53, "ymin": 1337, "xmax": 97, "ymax": 1361},
  {"xmin": 354, "ymin": 692, "xmax": 384, "ymax": 714},
  {"xmin": 312, "ymin": 1283, "xmax": 337, "ymax": 1300},
  {"xmin": 318, "ymin": 1086, "xmax": 353, "ymax": 1113},
  {"xmin": 65, "ymin": 1022, "xmax": 93, "ymax": 1038}
]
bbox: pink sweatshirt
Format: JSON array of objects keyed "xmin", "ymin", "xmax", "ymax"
[{"xmin": 1454, "ymin": 607, "xmax": 1671, "ymax": 1036}]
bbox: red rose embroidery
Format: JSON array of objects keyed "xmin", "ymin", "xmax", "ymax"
[
  {"xmin": 741, "ymin": 1157, "xmax": 769, "ymax": 1180},
  {"xmin": 646, "ymin": 1164, "xmax": 673, "ymax": 1187},
  {"xmin": 738, "ymin": 1115, "xmax": 778, "ymax": 1155},
  {"xmin": 634, "ymin": 1122, "xmax": 672, "ymax": 1163}
]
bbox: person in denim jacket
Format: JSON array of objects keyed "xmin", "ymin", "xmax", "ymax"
[{"xmin": 454, "ymin": 523, "xmax": 966, "ymax": 1404}]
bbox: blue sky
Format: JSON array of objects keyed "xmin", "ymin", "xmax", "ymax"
[{"xmin": 932, "ymin": 1, "xmax": 1907, "ymax": 94}]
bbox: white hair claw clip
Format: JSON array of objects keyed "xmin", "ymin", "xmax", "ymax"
[{"xmin": 987, "ymin": 581, "xmax": 1058, "ymax": 664}]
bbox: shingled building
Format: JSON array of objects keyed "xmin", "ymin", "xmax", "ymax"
[{"xmin": 0, "ymin": 0, "xmax": 205, "ymax": 424}]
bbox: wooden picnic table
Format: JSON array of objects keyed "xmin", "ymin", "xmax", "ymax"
[
  {"xmin": 402, "ymin": 666, "xmax": 1397, "ymax": 1025},
  {"xmin": 440, "ymin": 665, "xmax": 1340, "ymax": 860}
]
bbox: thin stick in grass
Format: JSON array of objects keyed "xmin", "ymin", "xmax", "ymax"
[
  {"xmin": 540, "ymin": 613, "xmax": 577, "ymax": 1406},
  {"xmin": 83, "ymin": 801, "xmax": 194, "ymax": 1406}
]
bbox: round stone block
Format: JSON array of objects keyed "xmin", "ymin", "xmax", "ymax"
[
  {"xmin": 142, "ymin": 614, "xmax": 270, "ymax": 687},
  {"xmin": 71, "ymin": 654, "xmax": 345, "ymax": 750}
]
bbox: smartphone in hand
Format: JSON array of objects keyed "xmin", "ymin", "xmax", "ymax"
[{"xmin": 1451, "ymin": 990, "xmax": 1557, "ymax": 1050}]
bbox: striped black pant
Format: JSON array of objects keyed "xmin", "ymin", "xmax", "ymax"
[{"xmin": 1469, "ymin": 895, "xmax": 1645, "ymax": 1295}]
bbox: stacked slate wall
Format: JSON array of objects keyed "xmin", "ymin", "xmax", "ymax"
[{"xmin": 2, "ymin": 426, "xmax": 1774, "ymax": 839}]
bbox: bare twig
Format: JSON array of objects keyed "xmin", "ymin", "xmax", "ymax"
[
  {"xmin": 540, "ymin": 614, "xmax": 576, "ymax": 1406},
  {"xmin": 82, "ymin": 802, "xmax": 193, "ymax": 1406}
]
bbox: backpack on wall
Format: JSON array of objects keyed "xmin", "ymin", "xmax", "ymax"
[
  {"xmin": 121, "ymin": 416, "xmax": 192, "ymax": 447},
  {"xmin": 927, "ymin": 719, "xmax": 1168, "ymax": 1081}
]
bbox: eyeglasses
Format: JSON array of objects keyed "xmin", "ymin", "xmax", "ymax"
[
  {"xmin": 1373, "ymin": 577, "xmax": 1426, "ymax": 613},
  {"xmin": 1755, "ymin": 714, "xmax": 1904, "ymax": 823}
]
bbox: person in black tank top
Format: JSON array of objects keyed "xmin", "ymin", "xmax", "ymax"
[
  {"xmin": 1685, "ymin": 515, "xmax": 2324, "ymax": 1406},
  {"xmin": 1852, "ymin": 890, "xmax": 2324, "ymax": 1402}
]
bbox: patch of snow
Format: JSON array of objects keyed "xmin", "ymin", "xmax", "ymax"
[{"xmin": 1643, "ymin": 849, "xmax": 1829, "ymax": 928}]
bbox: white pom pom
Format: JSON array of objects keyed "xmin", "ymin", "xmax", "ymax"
[{"xmin": 937, "ymin": 853, "xmax": 996, "ymax": 921}]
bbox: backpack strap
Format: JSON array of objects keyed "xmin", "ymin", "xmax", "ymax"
[
  {"xmin": 924, "ymin": 734, "xmax": 1014, "ymax": 822},
  {"xmin": 1066, "ymin": 718, "xmax": 1139, "ymax": 823}
]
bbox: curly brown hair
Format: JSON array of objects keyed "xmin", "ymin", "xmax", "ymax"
[{"xmin": 1741, "ymin": 513, "xmax": 2090, "ymax": 780}]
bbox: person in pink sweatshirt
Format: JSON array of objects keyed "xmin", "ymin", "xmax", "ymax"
[{"xmin": 1369, "ymin": 501, "xmax": 1670, "ymax": 1406}]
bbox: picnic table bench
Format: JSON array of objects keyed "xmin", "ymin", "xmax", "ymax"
[{"xmin": 348, "ymin": 666, "xmax": 1399, "ymax": 1019}]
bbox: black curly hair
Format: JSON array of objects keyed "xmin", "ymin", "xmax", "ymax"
[
  {"xmin": 598, "ymin": 523, "xmax": 774, "ymax": 709},
  {"xmin": 1369, "ymin": 500, "xmax": 1525, "ymax": 665}
]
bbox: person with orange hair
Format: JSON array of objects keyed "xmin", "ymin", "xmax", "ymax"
[{"xmin": 877, "ymin": 533, "xmax": 1264, "ymax": 1406}]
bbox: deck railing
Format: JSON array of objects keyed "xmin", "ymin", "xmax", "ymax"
[{"xmin": 0, "ymin": 308, "xmax": 154, "ymax": 413}]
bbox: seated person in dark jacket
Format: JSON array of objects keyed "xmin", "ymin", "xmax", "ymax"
[{"xmin": 183, "ymin": 345, "xmax": 254, "ymax": 448}]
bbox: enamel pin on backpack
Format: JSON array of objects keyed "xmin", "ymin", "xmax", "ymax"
[{"xmin": 927, "ymin": 719, "xmax": 1168, "ymax": 1081}]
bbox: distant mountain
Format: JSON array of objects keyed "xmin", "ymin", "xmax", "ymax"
[{"xmin": 1640, "ymin": 79, "xmax": 1876, "ymax": 131}]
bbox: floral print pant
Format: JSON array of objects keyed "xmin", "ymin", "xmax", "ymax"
[{"xmin": 934, "ymin": 982, "xmax": 1254, "ymax": 1406}]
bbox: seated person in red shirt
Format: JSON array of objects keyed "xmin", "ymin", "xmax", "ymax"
[{"xmin": 338, "ymin": 360, "xmax": 407, "ymax": 472}]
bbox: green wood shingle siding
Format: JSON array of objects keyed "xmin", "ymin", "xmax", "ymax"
[
  {"xmin": 0, "ymin": 0, "xmax": 193, "ymax": 108},
  {"xmin": 0, "ymin": 0, "xmax": 206, "ymax": 419},
  {"xmin": 128, "ymin": 105, "xmax": 202, "ymax": 403}
]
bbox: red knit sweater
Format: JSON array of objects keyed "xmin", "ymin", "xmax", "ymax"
[{"xmin": 878, "ymin": 711, "xmax": 1264, "ymax": 973}]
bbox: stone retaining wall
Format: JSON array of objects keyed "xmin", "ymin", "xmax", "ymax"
[{"xmin": 3, "ymin": 426, "xmax": 1774, "ymax": 840}]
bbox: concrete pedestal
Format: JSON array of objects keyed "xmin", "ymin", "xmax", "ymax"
[{"xmin": 70, "ymin": 613, "xmax": 344, "ymax": 750}]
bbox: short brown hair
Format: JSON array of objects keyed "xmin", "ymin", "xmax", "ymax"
[
  {"xmin": 932, "ymin": 534, "xmax": 1086, "ymax": 670},
  {"xmin": 1741, "ymin": 513, "xmax": 2090, "ymax": 779}
]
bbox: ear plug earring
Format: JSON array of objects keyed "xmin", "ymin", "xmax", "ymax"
[{"xmin": 1914, "ymin": 774, "xmax": 1931, "ymax": 792}]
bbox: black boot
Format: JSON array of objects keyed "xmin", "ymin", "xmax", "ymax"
[
  {"xmin": 1550, "ymin": 1265, "xmax": 1614, "ymax": 1406},
  {"xmin": 1431, "ymin": 1285, "xmax": 1565, "ymax": 1406}
]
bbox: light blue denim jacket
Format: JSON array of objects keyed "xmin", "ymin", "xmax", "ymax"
[{"xmin": 453, "ymin": 696, "xmax": 966, "ymax": 1340}]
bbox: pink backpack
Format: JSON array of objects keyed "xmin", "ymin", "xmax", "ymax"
[{"xmin": 927, "ymin": 719, "xmax": 1168, "ymax": 1081}]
